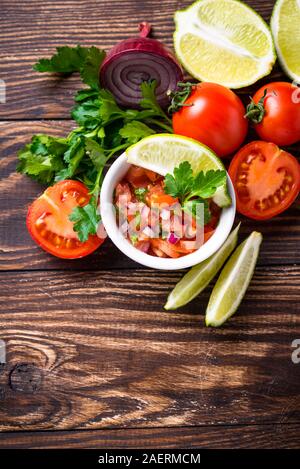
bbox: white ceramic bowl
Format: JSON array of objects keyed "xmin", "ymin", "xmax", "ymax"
[{"xmin": 100, "ymin": 153, "xmax": 236, "ymax": 270}]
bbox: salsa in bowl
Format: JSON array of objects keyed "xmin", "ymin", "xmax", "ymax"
[{"xmin": 100, "ymin": 153, "xmax": 236, "ymax": 270}]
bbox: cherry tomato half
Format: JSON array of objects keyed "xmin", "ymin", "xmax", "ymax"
[
  {"xmin": 228, "ymin": 141, "xmax": 300, "ymax": 220},
  {"xmin": 247, "ymin": 82, "xmax": 300, "ymax": 146},
  {"xmin": 27, "ymin": 180, "xmax": 104, "ymax": 258},
  {"xmin": 172, "ymin": 82, "xmax": 248, "ymax": 158}
]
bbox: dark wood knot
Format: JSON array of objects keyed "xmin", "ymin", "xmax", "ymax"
[{"xmin": 9, "ymin": 363, "xmax": 43, "ymax": 393}]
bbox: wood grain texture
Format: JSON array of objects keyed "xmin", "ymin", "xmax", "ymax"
[
  {"xmin": 1, "ymin": 121, "xmax": 300, "ymax": 270},
  {"xmin": 0, "ymin": 0, "xmax": 286, "ymax": 120},
  {"xmin": 0, "ymin": 268, "xmax": 299, "ymax": 431},
  {"xmin": 0, "ymin": 424, "xmax": 299, "ymax": 449}
]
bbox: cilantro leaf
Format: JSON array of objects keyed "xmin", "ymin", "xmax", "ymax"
[
  {"xmin": 190, "ymin": 169, "xmax": 226, "ymax": 199},
  {"xmin": 84, "ymin": 138, "xmax": 107, "ymax": 170},
  {"xmin": 17, "ymin": 134, "xmax": 67, "ymax": 184},
  {"xmin": 140, "ymin": 80, "xmax": 165, "ymax": 116},
  {"xmin": 183, "ymin": 199, "xmax": 211, "ymax": 225},
  {"xmin": 55, "ymin": 137, "xmax": 85, "ymax": 181},
  {"xmin": 80, "ymin": 47, "xmax": 106, "ymax": 89},
  {"xmin": 33, "ymin": 45, "xmax": 106, "ymax": 90},
  {"xmin": 69, "ymin": 196, "xmax": 100, "ymax": 242},
  {"xmin": 33, "ymin": 45, "xmax": 90, "ymax": 73},
  {"xmin": 134, "ymin": 187, "xmax": 148, "ymax": 202},
  {"xmin": 119, "ymin": 121, "xmax": 155, "ymax": 144},
  {"xmin": 164, "ymin": 161, "xmax": 194, "ymax": 203},
  {"xmin": 164, "ymin": 161, "xmax": 227, "ymax": 206},
  {"xmin": 98, "ymin": 89, "xmax": 125, "ymax": 123}
]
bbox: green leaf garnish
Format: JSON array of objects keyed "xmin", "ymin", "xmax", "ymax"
[
  {"xmin": 33, "ymin": 45, "xmax": 106, "ymax": 90},
  {"xmin": 69, "ymin": 196, "xmax": 100, "ymax": 242}
]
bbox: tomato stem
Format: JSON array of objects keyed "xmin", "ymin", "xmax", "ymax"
[
  {"xmin": 167, "ymin": 81, "xmax": 196, "ymax": 114},
  {"xmin": 245, "ymin": 89, "xmax": 267, "ymax": 124}
]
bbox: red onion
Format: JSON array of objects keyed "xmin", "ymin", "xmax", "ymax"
[
  {"xmin": 167, "ymin": 232, "xmax": 180, "ymax": 245},
  {"xmin": 142, "ymin": 226, "xmax": 155, "ymax": 238},
  {"xmin": 100, "ymin": 22, "xmax": 183, "ymax": 108}
]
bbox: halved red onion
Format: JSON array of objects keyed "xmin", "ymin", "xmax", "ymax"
[{"xmin": 100, "ymin": 22, "xmax": 183, "ymax": 108}]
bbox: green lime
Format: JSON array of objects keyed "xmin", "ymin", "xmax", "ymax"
[
  {"xmin": 205, "ymin": 231, "xmax": 263, "ymax": 327},
  {"xmin": 126, "ymin": 133, "xmax": 231, "ymax": 207},
  {"xmin": 271, "ymin": 0, "xmax": 300, "ymax": 82},
  {"xmin": 174, "ymin": 0, "xmax": 276, "ymax": 88},
  {"xmin": 165, "ymin": 223, "xmax": 240, "ymax": 310}
]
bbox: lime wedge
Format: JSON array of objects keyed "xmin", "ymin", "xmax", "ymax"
[
  {"xmin": 205, "ymin": 231, "xmax": 263, "ymax": 327},
  {"xmin": 165, "ymin": 223, "xmax": 240, "ymax": 310},
  {"xmin": 126, "ymin": 134, "xmax": 231, "ymax": 207},
  {"xmin": 271, "ymin": 0, "xmax": 300, "ymax": 82},
  {"xmin": 174, "ymin": 0, "xmax": 276, "ymax": 88}
]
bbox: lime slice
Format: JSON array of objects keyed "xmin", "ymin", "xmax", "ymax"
[
  {"xmin": 205, "ymin": 231, "xmax": 262, "ymax": 327},
  {"xmin": 126, "ymin": 133, "xmax": 231, "ymax": 207},
  {"xmin": 174, "ymin": 0, "xmax": 276, "ymax": 88},
  {"xmin": 165, "ymin": 223, "xmax": 240, "ymax": 310},
  {"xmin": 271, "ymin": 0, "xmax": 300, "ymax": 82}
]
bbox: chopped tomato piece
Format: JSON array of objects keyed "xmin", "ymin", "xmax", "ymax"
[
  {"xmin": 125, "ymin": 165, "xmax": 152, "ymax": 188},
  {"xmin": 146, "ymin": 182, "xmax": 178, "ymax": 206}
]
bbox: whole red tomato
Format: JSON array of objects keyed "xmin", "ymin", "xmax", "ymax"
[
  {"xmin": 246, "ymin": 82, "xmax": 300, "ymax": 146},
  {"xmin": 172, "ymin": 82, "xmax": 248, "ymax": 158}
]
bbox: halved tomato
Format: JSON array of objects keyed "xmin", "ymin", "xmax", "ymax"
[
  {"xmin": 27, "ymin": 180, "xmax": 104, "ymax": 258},
  {"xmin": 229, "ymin": 141, "xmax": 300, "ymax": 220}
]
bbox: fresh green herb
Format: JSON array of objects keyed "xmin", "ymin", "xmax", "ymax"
[
  {"xmin": 134, "ymin": 187, "xmax": 148, "ymax": 202},
  {"xmin": 164, "ymin": 161, "xmax": 226, "ymax": 224},
  {"xmin": 69, "ymin": 196, "xmax": 100, "ymax": 242},
  {"xmin": 139, "ymin": 80, "xmax": 173, "ymax": 132},
  {"xmin": 164, "ymin": 161, "xmax": 194, "ymax": 203},
  {"xmin": 188, "ymin": 169, "xmax": 227, "ymax": 200},
  {"xmin": 17, "ymin": 135, "xmax": 67, "ymax": 184},
  {"xmin": 119, "ymin": 121, "xmax": 155, "ymax": 144},
  {"xmin": 33, "ymin": 45, "xmax": 106, "ymax": 90}
]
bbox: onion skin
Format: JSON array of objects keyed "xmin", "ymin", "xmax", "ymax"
[{"xmin": 100, "ymin": 22, "xmax": 183, "ymax": 109}]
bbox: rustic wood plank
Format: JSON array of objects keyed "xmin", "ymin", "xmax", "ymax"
[
  {"xmin": 0, "ymin": 267, "xmax": 299, "ymax": 431},
  {"xmin": 0, "ymin": 0, "xmax": 286, "ymax": 120},
  {"xmin": 1, "ymin": 120, "xmax": 299, "ymax": 270},
  {"xmin": 0, "ymin": 424, "xmax": 299, "ymax": 448}
]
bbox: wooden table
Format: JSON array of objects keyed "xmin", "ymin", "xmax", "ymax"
[{"xmin": 0, "ymin": 0, "xmax": 299, "ymax": 449}]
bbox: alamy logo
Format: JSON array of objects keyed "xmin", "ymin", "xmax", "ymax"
[
  {"xmin": 291, "ymin": 339, "xmax": 300, "ymax": 364},
  {"xmin": 0, "ymin": 79, "xmax": 6, "ymax": 104},
  {"xmin": 0, "ymin": 339, "xmax": 6, "ymax": 363}
]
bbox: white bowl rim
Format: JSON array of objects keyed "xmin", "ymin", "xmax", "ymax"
[{"xmin": 100, "ymin": 153, "xmax": 236, "ymax": 270}]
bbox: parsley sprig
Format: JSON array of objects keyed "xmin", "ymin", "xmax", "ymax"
[
  {"xmin": 164, "ymin": 161, "xmax": 226, "ymax": 224},
  {"xmin": 17, "ymin": 45, "xmax": 173, "ymax": 242}
]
